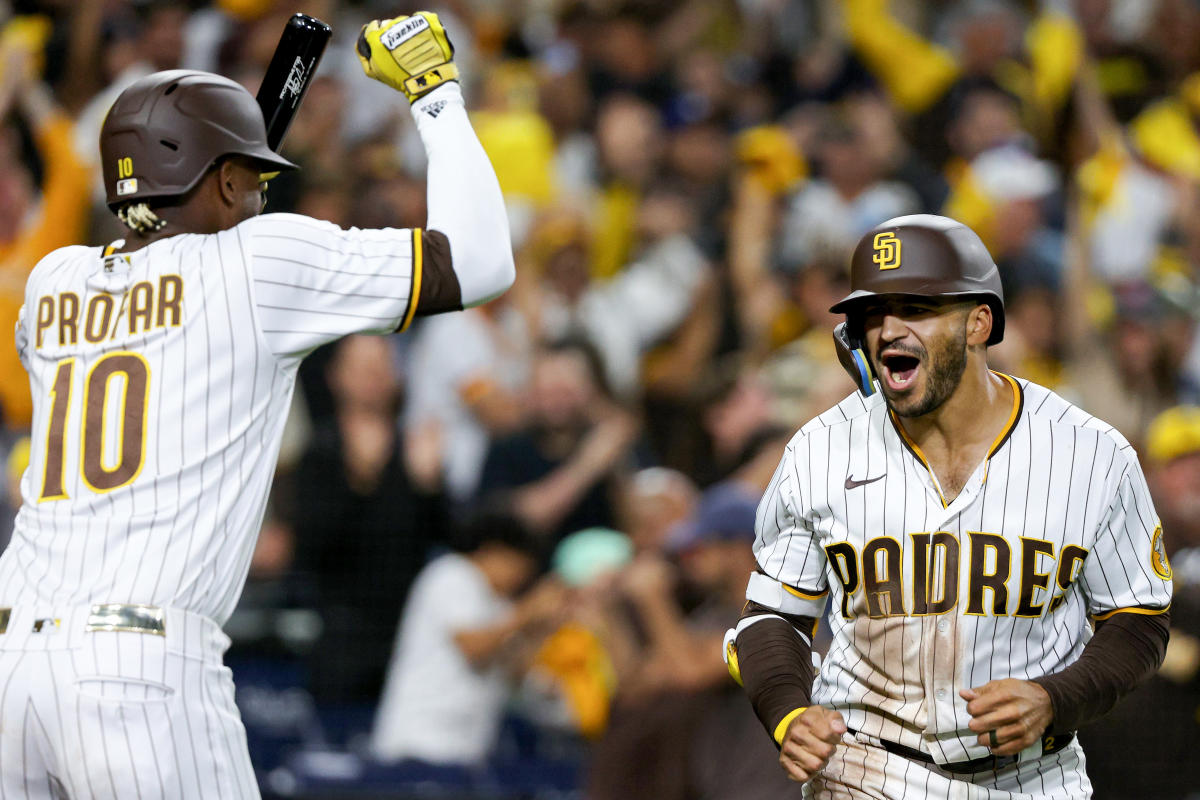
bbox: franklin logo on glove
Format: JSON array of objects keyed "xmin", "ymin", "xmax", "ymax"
[
  {"xmin": 356, "ymin": 11, "xmax": 458, "ymax": 103},
  {"xmin": 382, "ymin": 16, "xmax": 429, "ymax": 50}
]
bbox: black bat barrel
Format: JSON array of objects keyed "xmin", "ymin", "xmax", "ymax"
[{"xmin": 256, "ymin": 13, "xmax": 332, "ymax": 152}]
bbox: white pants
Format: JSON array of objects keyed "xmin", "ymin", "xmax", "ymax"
[
  {"xmin": 805, "ymin": 730, "xmax": 1092, "ymax": 800},
  {"xmin": 0, "ymin": 605, "xmax": 259, "ymax": 799}
]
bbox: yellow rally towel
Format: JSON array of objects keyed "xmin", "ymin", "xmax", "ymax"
[
  {"xmin": 534, "ymin": 623, "xmax": 618, "ymax": 739},
  {"xmin": 589, "ymin": 183, "xmax": 639, "ymax": 281},
  {"xmin": 473, "ymin": 109, "xmax": 557, "ymax": 205},
  {"xmin": 1128, "ymin": 99, "xmax": 1200, "ymax": 180}
]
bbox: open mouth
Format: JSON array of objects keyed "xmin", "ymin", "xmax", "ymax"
[{"xmin": 881, "ymin": 353, "xmax": 920, "ymax": 391}]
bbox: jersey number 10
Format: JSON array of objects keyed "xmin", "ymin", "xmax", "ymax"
[{"xmin": 39, "ymin": 352, "xmax": 150, "ymax": 501}]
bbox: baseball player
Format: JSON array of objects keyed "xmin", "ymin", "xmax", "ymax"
[
  {"xmin": 0, "ymin": 13, "xmax": 507, "ymax": 799},
  {"xmin": 725, "ymin": 215, "xmax": 1172, "ymax": 798}
]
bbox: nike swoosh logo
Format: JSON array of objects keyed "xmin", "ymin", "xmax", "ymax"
[{"xmin": 845, "ymin": 474, "xmax": 885, "ymax": 490}]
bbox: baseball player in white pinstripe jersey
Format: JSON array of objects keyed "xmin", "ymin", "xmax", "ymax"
[
  {"xmin": 725, "ymin": 215, "xmax": 1173, "ymax": 799},
  {"xmin": 1, "ymin": 13, "xmax": 501, "ymax": 799}
]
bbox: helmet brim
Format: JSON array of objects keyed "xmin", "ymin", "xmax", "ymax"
[
  {"xmin": 242, "ymin": 145, "xmax": 301, "ymax": 174},
  {"xmin": 830, "ymin": 290, "xmax": 1005, "ymax": 345}
]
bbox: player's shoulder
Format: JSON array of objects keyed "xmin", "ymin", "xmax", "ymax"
[
  {"xmin": 787, "ymin": 389, "xmax": 885, "ymax": 450},
  {"xmin": 26, "ymin": 244, "xmax": 97, "ymax": 290},
  {"xmin": 240, "ymin": 212, "xmax": 341, "ymax": 236},
  {"xmin": 224, "ymin": 214, "xmax": 341, "ymax": 271},
  {"xmin": 1014, "ymin": 375, "xmax": 1135, "ymax": 456},
  {"xmin": 23, "ymin": 245, "xmax": 99, "ymax": 298},
  {"xmin": 235, "ymin": 213, "xmax": 397, "ymax": 262},
  {"xmin": 232, "ymin": 212, "xmax": 340, "ymax": 247}
]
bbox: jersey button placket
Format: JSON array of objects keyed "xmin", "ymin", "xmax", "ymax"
[{"xmin": 930, "ymin": 611, "xmax": 957, "ymax": 725}]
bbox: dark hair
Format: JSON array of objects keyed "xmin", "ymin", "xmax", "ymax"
[
  {"xmin": 689, "ymin": 354, "xmax": 746, "ymax": 412},
  {"xmin": 945, "ymin": 76, "xmax": 1020, "ymax": 123},
  {"xmin": 452, "ymin": 502, "xmax": 545, "ymax": 560},
  {"xmin": 538, "ymin": 334, "xmax": 615, "ymax": 401}
]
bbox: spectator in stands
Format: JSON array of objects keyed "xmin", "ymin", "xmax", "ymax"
[
  {"xmin": 72, "ymin": 0, "xmax": 187, "ymax": 221},
  {"xmin": 777, "ymin": 113, "xmax": 920, "ymax": 272},
  {"xmin": 843, "ymin": 89, "xmax": 949, "ymax": 214},
  {"xmin": 950, "ymin": 145, "xmax": 1062, "ymax": 294},
  {"xmin": 0, "ymin": 38, "xmax": 89, "ymax": 428},
  {"xmin": 841, "ymin": 0, "xmax": 1082, "ymax": 163},
  {"xmin": 688, "ymin": 357, "xmax": 790, "ymax": 490},
  {"xmin": 530, "ymin": 526, "xmax": 636, "ymax": 740},
  {"xmin": 618, "ymin": 467, "xmax": 698, "ymax": 556},
  {"xmin": 1061, "ymin": 281, "xmax": 1180, "ymax": 448},
  {"xmin": 991, "ymin": 283, "xmax": 1064, "ymax": 389},
  {"xmin": 476, "ymin": 337, "xmax": 639, "ymax": 542},
  {"xmin": 588, "ymin": 482, "xmax": 800, "ymax": 800},
  {"xmin": 0, "ymin": 436, "xmax": 28, "ymax": 552},
  {"xmin": 290, "ymin": 335, "xmax": 446, "ymax": 704},
  {"xmin": 1145, "ymin": 407, "xmax": 1200, "ymax": 569},
  {"xmin": 404, "ymin": 296, "xmax": 531, "ymax": 503},
  {"xmin": 371, "ymin": 511, "xmax": 566, "ymax": 767},
  {"xmin": 518, "ymin": 202, "xmax": 711, "ymax": 399},
  {"xmin": 1079, "ymin": 406, "xmax": 1200, "ymax": 798}
]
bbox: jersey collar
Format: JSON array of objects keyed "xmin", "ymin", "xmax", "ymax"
[{"xmin": 887, "ymin": 371, "xmax": 1024, "ymax": 509}]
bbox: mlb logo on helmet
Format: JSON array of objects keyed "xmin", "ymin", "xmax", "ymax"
[
  {"xmin": 117, "ymin": 178, "xmax": 138, "ymax": 196},
  {"xmin": 382, "ymin": 16, "xmax": 429, "ymax": 50}
]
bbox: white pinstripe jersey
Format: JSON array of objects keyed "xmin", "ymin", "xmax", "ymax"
[
  {"xmin": 4, "ymin": 212, "xmax": 421, "ymax": 626},
  {"xmin": 747, "ymin": 374, "xmax": 1173, "ymax": 766}
]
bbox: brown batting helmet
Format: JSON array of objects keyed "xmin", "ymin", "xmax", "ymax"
[
  {"xmin": 830, "ymin": 215, "xmax": 1004, "ymax": 397},
  {"xmin": 100, "ymin": 70, "xmax": 298, "ymax": 211},
  {"xmin": 830, "ymin": 214, "xmax": 1005, "ymax": 344}
]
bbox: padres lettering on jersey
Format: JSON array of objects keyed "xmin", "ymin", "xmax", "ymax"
[
  {"xmin": 748, "ymin": 375, "xmax": 1172, "ymax": 766},
  {"xmin": 5, "ymin": 213, "xmax": 420, "ymax": 625}
]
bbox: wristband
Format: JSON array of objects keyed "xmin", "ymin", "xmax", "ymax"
[{"xmin": 773, "ymin": 706, "xmax": 808, "ymax": 745}]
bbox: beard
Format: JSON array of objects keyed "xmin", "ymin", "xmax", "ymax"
[{"xmin": 881, "ymin": 324, "xmax": 969, "ymax": 418}]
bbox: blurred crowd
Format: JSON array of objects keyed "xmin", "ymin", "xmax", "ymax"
[{"xmin": 2, "ymin": 0, "xmax": 1200, "ymax": 797}]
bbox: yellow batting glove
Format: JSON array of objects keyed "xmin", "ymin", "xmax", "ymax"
[{"xmin": 356, "ymin": 12, "xmax": 459, "ymax": 102}]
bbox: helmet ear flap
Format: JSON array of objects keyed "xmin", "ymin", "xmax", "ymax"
[{"xmin": 833, "ymin": 321, "xmax": 876, "ymax": 398}]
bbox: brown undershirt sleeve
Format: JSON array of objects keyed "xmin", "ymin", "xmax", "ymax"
[
  {"xmin": 736, "ymin": 599, "xmax": 818, "ymax": 742},
  {"xmin": 414, "ymin": 229, "xmax": 462, "ymax": 316},
  {"xmin": 1031, "ymin": 608, "xmax": 1170, "ymax": 733}
]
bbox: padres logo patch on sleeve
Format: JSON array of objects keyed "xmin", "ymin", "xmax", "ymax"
[{"xmin": 1150, "ymin": 523, "xmax": 1172, "ymax": 580}]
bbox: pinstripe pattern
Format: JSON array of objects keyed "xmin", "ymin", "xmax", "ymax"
[
  {"xmin": 0, "ymin": 609, "xmax": 257, "ymax": 799},
  {"xmin": 4, "ymin": 212, "xmax": 415, "ymax": 623},
  {"xmin": 2, "ymin": 212, "xmax": 418, "ymax": 798},
  {"xmin": 750, "ymin": 376, "xmax": 1172, "ymax": 797},
  {"xmin": 803, "ymin": 730, "xmax": 1092, "ymax": 799}
]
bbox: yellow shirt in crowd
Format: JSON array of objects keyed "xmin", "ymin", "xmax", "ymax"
[{"xmin": 0, "ymin": 114, "xmax": 89, "ymax": 429}]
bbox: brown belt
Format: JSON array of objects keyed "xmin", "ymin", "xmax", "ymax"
[{"xmin": 848, "ymin": 729, "xmax": 1074, "ymax": 775}]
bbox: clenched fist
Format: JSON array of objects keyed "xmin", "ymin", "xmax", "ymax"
[
  {"xmin": 356, "ymin": 12, "xmax": 458, "ymax": 102},
  {"xmin": 777, "ymin": 706, "xmax": 847, "ymax": 783},
  {"xmin": 961, "ymin": 678, "xmax": 1053, "ymax": 756}
]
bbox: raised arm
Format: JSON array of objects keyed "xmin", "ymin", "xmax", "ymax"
[
  {"xmin": 358, "ymin": 12, "xmax": 515, "ymax": 312},
  {"xmin": 840, "ymin": 0, "xmax": 959, "ymax": 114},
  {"xmin": 247, "ymin": 13, "xmax": 517, "ymax": 362}
]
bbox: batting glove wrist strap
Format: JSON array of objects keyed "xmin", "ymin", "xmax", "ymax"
[{"xmin": 357, "ymin": 12, "xmax": 458, "ymax": 102}]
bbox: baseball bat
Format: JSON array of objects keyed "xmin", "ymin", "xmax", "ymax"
[{"xmin": 256, "ymin": 13, "xmax": 332, "ymax": 152}]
